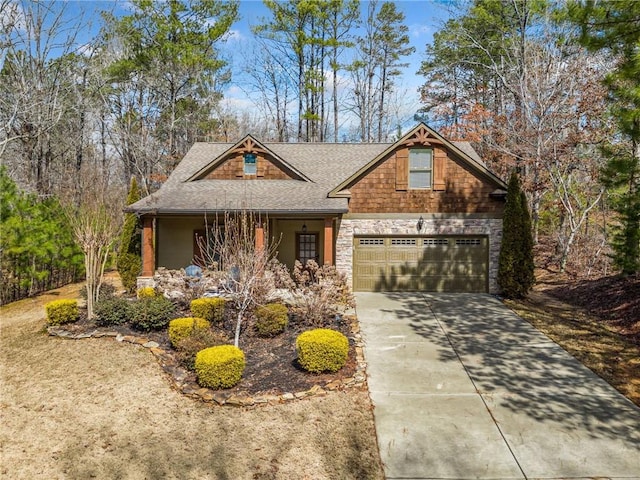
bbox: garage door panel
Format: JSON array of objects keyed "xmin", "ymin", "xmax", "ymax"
[{"xmin": 353, "ymin": 235, "xmax": 488, "ymax": 293}]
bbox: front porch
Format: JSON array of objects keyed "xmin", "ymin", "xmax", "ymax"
[{"xmin": 140, "ymin": 214, "xmax": 339, "ymax": 278}]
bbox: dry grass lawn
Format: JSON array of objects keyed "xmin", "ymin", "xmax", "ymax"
[{"xmin": 0, "ymin": 281, "xmax": 384, "ymax": 479}]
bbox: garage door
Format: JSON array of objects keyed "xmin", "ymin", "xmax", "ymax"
[{"xmin": 353, "ymin": 236, "xmax": 488, "ymax": 292}]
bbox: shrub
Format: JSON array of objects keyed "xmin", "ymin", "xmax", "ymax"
[
  {"xmin": 118, "ymin": 253, "xmax": 142, "ymax": 295},
  {"xmin": 168, "ymin": 317, "xmax": 211, "ymax": 347},
  {"xmin": 195, "ymin": 345, "xmax": 245, "ymax": 389},
  {"xmin": 174, "ymin": 329, "xmax": 229, "ymax": 370},
  {"xmin": 79, "ymin": 283, "xmax": 116, "ymax": 302},
  {"xmin": 130, "ymin": 296, "xmax": 176, "ymax": 331},
  {"xmin": 255, "ymin": 303, "xmax": 288, "ymax": 337},
  {"xmin": 296, "ymin": 328, "xmax": 349, "ymax": 373},
  {"xmin": 45, "ymin": 299, "xmax": 79, "ymax": 326},
  {"xmin": 190, "ymin": 297, "xmax": 225, "ymax": 323},
  {"xmin": 291, "ymin": 260, "xmax": 355, "ymax": 327},
  {"xmin": 94, "ymin": 297, "xmax": 134, "ymax": 327},
  {"xmin": 137, "ymin": 286, "xmax": 156, "ymax": 299}
]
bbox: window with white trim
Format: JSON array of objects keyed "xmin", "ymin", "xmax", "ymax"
[{"xmin": 409, "ymin": 148, "xmax": 433, "ymax": 189}]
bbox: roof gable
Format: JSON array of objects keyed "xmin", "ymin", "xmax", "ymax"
[
  {"xmin": 328, "ymin": 123, "xmax": 506, "ymax": 197},
  {"xmin": 186, "ymin": 135, "xmax": 311, "ymax": 182}
]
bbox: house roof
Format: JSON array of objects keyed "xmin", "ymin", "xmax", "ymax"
[{"xmin": 127, "ymin": 124, "xmax": 506, "ymax": 215}]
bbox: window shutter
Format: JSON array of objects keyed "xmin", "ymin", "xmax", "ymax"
[
  {"xmin": 235, "ymin": 154, "xmax": 243, "ymax": 177},
  {"xmin": 433, "ymin": 151, "xmax": 446, "ymax": 191},
  {"xmin": 395, "ymin": 149, "xmax": 408, "ymax": 191},
  {"xmin": 256, "ymin": 155, "xmax": 265, "ymax": 177}
]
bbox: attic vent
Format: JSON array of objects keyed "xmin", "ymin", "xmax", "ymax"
[
  {"xmin": 455, "ymin": 238, "xmax": 481, "ymax": 246},
  {"xmin": 391, "ymin": 238, "xmax": 417, "ymax": 246},
  {"xmin": 423, "ymin": 238, "xmax": 449, "ymax": 246},
  {"xmin": 359, "ymin": 238, "xmax": 384, "ymax": 246}
]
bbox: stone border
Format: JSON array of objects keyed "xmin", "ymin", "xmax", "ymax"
[{"xmin": 46, "ymin": 316, "xmax": 368, "ymax": 407}]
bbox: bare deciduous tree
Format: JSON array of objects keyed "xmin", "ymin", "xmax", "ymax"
[{"xmin": 196, "ymin": 211, "xmax": 280, "ymax": 348}]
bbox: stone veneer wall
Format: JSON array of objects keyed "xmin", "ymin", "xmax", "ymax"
[{"xmin": 335, "ymin": 217, "xmax": 503, "ymax": 294}]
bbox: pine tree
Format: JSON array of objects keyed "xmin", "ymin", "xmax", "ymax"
[
  {"xmin": 498, "ymin": 172, "xmax": 535, "ymax": 298},
  {"xmin": 117, "ymin": 177, "xmax": 142, "ymax": 293}
]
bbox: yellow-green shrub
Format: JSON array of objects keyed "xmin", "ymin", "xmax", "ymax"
[
  {"xmin": 195, "ymin": 345, "xmax": 245, "ymax": 389},
  {"xmin": 137, "ymin": 286, "xmax": 156, "ymax": 298},
  {"xmin": 296, "ymin": 328, "xmax": 349, "ymax": 373},
  {"xmin": 190, "ymin": 297, "xmax": 225, "ymax": 323},
  {"xmin": 255, "ymin": 303, "xmax": 288, "ymax": 337},
  {"xmin": 168, "ymin": 317, "xmax": 210, "ymax": 348},
  {"xmin": 45, "ymin": 299, "xmax": 79, "ymax": 326}
]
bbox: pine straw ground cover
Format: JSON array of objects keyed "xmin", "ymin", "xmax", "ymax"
[
  {"xmin": 0, "ymin": 279, "xmax": 384, "ymax": 480},
  {"xmin": 505, "ymin": 270, "xmax": 640, "ymax": 407}
]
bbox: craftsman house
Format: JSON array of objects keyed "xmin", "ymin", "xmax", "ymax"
[{"xmin": 127, "ymin": 123, "xmax": 507, "ymax": 293}]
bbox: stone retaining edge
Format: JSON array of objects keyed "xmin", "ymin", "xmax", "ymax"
[{"xmin": 46, "ymin": 316, "xmax": 367, "ymax": 408}]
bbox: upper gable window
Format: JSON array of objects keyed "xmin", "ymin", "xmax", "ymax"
[
  {"xmin": 409, "ymin": 149, "xmax": 433, "ymax": 189},
  {"xmin": 243, "ymin": 153, "xmax": 257, "ymax": 175}
]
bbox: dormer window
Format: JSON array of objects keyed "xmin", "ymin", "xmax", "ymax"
[
  {"xmin": 409, "ymin": 148, "xmax": 433, "ymax": 189},
  {"xmin": 244, "ymin": 153, "xmax": 257, "ymax": 175}
]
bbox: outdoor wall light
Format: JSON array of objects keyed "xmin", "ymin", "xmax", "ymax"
[
  {"xmin": 417, "ymin": 216, "xmax": 424, "ymax": 232},
  {"xmin": 302, "ymin": 223, "xmax": 307, "ymax": 233}
]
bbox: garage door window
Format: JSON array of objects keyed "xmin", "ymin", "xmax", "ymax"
[{"xmin": 409, "ymin": 149, "xmax": 433, "ymax": 189}]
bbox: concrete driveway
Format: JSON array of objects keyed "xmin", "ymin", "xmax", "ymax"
[{"xmin": 355, "ymin": 292, "xmax": 640, "ymax": 480}]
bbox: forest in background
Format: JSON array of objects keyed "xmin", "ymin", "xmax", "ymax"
[{"xmin": 1, "ymin": 0, "xmax": 638, "ymax": 304}]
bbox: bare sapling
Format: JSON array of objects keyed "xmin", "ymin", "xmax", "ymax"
[{"xmin": 196, "ymin": 211, "xmax": 280, "ymax": 347}]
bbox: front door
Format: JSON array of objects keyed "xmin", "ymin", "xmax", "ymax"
[{"xmin": 296, "ymin": 232, "xmax": 319, "ymax": 266}]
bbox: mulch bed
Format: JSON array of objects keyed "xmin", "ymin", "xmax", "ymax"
[{"xmin": 59, "ymin": 309, "xmax": 358, "ymax": 397}]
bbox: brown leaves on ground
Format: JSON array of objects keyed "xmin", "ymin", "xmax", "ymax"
[{"xmin": 506, "ymin": 271, "xmax": 640, "ymax": 407}]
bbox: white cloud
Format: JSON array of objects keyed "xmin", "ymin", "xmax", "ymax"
[
  {"xmin": 225, "ymin": 29, "xmax": 244, "ymax": 41},
  {"xmin": 410, "ymin": 24, "xmax": 432, "ymax": 38}
]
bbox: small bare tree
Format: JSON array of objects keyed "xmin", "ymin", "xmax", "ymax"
[
  {"xmin": 196, "ymin": 211, "xmax": 280, "ymax": 347},
  {"xmin": 64, "ymin": 174, "xmax": 123, "ymax": 318}
]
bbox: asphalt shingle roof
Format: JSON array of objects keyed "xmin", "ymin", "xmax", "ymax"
[
  {"xmin": 129, "ymin": 142, "xmax": 391, "ymax": 214},
  {"xmin": 127, "ymin": 137, "xmax": 490, "ymax": 215}
]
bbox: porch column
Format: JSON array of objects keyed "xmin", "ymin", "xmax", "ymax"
[
  {"xmin": 255, "ymin": 224, "xmax": 265, "ymax": 252},
  {"xmin": 323, "ymin": 217, "xmax": 334, "ymax": 265},
  {"xmin": 141, "ymin": 217, "xmax": 155, "ymax": 277}
]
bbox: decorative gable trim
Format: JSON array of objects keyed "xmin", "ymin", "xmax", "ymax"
[
  {"xmin": 186, "ymin": 135, "xmax": 312, "ymax": 182},
  {"xmin": 328, "ymin": 123, "xmax": 506, "ymax": 197}
]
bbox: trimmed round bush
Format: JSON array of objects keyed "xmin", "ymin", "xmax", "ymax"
[
  {"xmin": 130, "ymin": 296, "xmax": 176, "ymax": 331},
  {"xmin": 195, "ymin": 345, "xmax": 245, "ymax": 389},
  {"xmin": 94, "ymin": 297, "xmax": 133, "ymax": 327},
  {"xmin": 168, "ymin": 317, "xmax": 211, "ymax": 348},
  {"xmin": 190, "ymin": 297, "xmax": 225, "ymax": 323},
  {"xmin": 137, "ymin": 286, "xmax": 156, "ymax": 299},
  {"xmin": 45, "ymin": 299, "xmax": 79, "ymax": 326},
  {"xmin": 255, "ymin": 303, "xmax": 288, "ymax": 337},
  {"xmin": 296, "ymin": 328, "xmax": 349, "ymax": 373}
]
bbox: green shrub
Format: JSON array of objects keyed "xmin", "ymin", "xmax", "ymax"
[
  {"xmin": 190, "ymin": 297, "xmax": 225, "ymax": 323},
  {"xmin": 130, "ymin": 296, "xmax": 175, "ymax": 331},
  {"xmin": 195, "ymin": 345, "xmax": 245, "ymax": 389},
  {"xmin": 296, "ymin": 328, "xmax": 349, "ymax": 373},
  {"xmin": 255, "ymin": 303, "xmax": 288, "ymax": 337},
  {"xmin": 168, "ymin": 317, "xmax": 210, "ymax": 347},
  {"xmin": 174, "ymin": 329, "xmax": 229, "ymax": 370},
  {"xmin": 118, "ymin": 253, "xmax": 142, "ymax": 294},
  {"xmin": 94, "ymin": 297, "xmax": 134, "ymax": 327},
  {"xmin": 79, "ymin": 283, "xmax": 116, "ymax": 302},
  {"xmin": 137, "ymin": 286, "xmax": 156, "ymax": 299},
  {"xmin": 45, "ymin": 299, "xmax": 79, "ymax": 326}
]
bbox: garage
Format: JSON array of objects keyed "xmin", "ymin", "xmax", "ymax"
[{"xmin": 353, "ymin": 236, "xmax": 488, "ymax": 292}]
